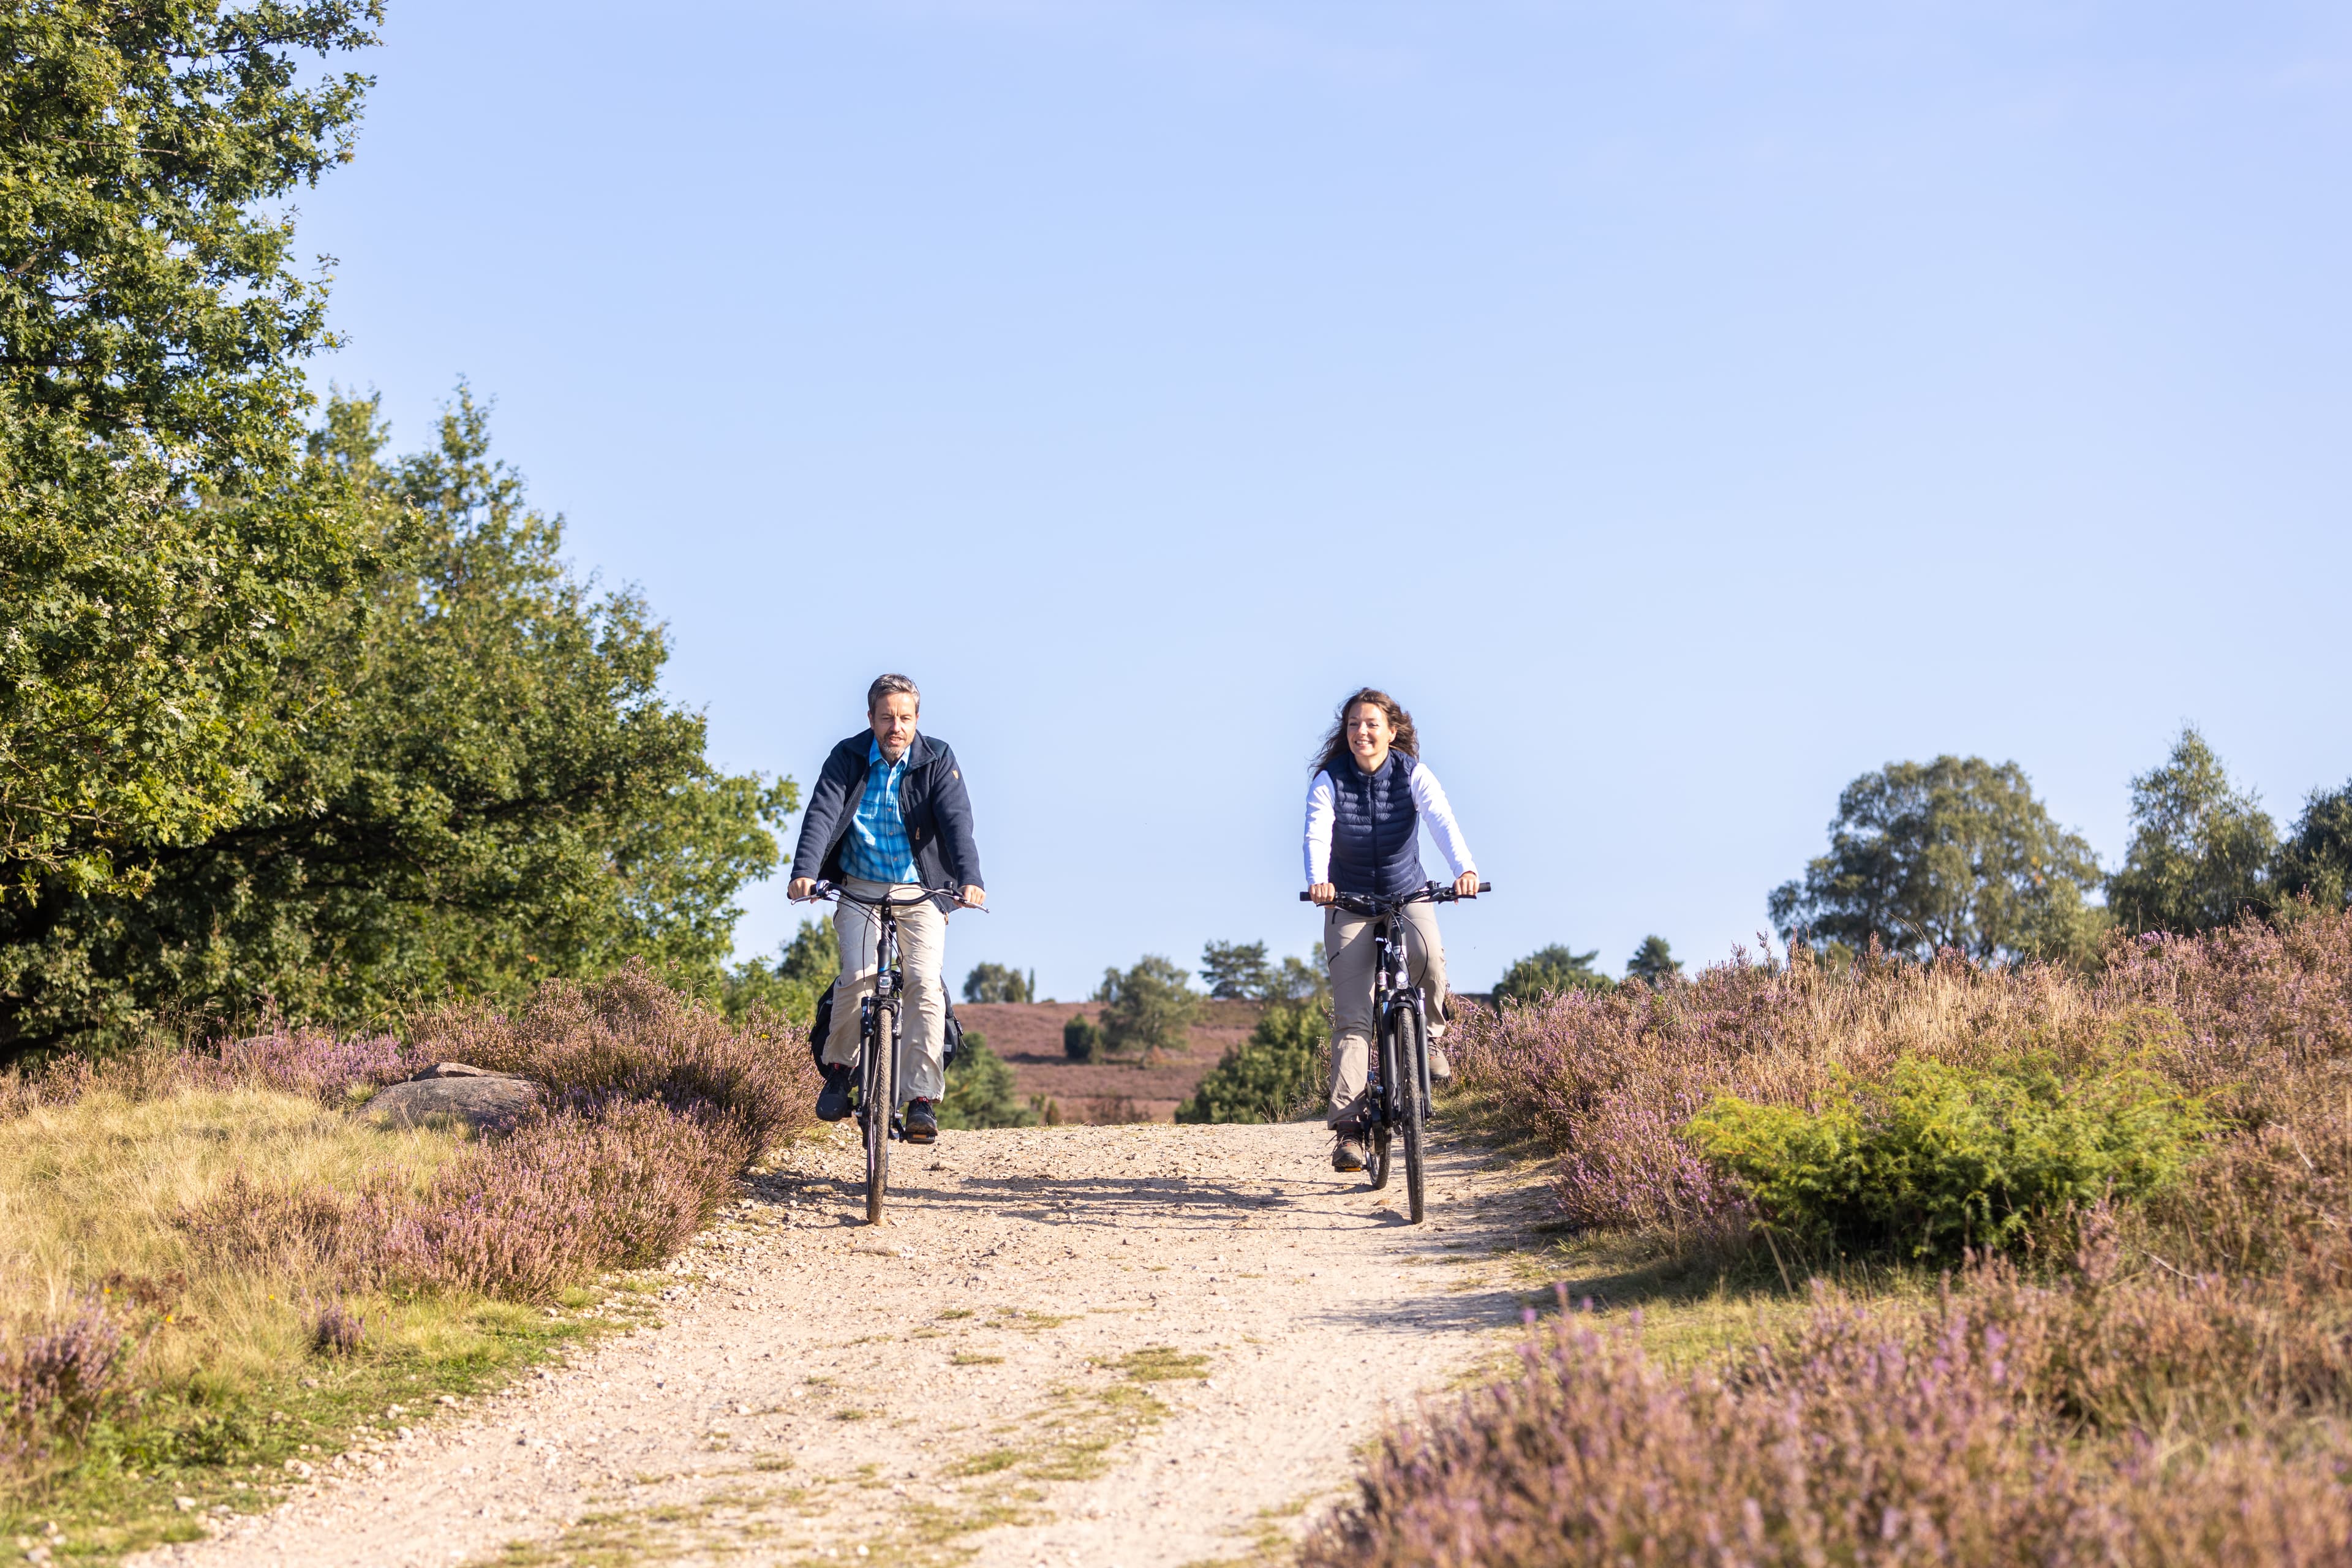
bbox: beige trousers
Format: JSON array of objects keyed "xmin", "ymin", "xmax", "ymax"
[
  {"xmin": 1324, "ymin": 901, "xmax": 1452, "ymax": 1128},
  {"xmin": 821, "ymin": 878, "xmax": 949, "ymax": 1106}
]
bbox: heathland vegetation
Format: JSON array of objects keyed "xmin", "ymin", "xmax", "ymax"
[
  {"xmin": 1306, "ymin": 906, "xmax": 2352, "ymax": 1564},
  {"xmin": 1, "ymin": 967, "xmax": 818, "ymax": 1550},
  {"xmin": 1295, "ymin": 736, "xmax": 2352, "ymax": 1563},
  {"xmin": 15, "ymin": 6, "xmax": 2352, "ymax": 1561}
]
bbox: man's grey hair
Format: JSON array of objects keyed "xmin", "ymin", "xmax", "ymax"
[{"xmin": 867, "ymin": 673, "xmax": 920, "ymax": 714}]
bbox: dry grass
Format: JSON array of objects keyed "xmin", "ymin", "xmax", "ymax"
[{"xmin": 2, "ymin": 1084, "xmax": 465, "ymax": 1391}]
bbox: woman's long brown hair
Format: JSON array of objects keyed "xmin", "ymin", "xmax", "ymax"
[{"xmin": 1314, "ymin": 688, "xmax": 1419, "ymax": 775}]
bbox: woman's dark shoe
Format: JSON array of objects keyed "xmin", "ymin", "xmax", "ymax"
[
  {"xmin": 1332, "ymin": 1134, "xmax": 1368, "ymax": 1172},
  {"xmin": 815, "ymin": 1066, "xmax": 854, "ymax": 1123},
  {"xmin": 903, "ymin": 1098, "xmax": 940, "ymax": 1144}
]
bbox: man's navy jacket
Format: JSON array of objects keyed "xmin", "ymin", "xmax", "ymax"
[{"xmin": 788, "ymin": 731, "xmax": 984, "ymax": 906}]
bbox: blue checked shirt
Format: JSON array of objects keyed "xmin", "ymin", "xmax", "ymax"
[{"xmin": 840, "ymin": 739, "xmax": 920, "ymax": 883}]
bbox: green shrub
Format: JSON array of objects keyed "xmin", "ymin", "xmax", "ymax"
[
  {"xmin": 939, "ymin": 1031, "xmax": 1036, "ymax": 1129},
  {"xmin": 1685, "ymin": 1055, "xmax": 2213, "ymax": 1261},
  {"xmin": 1062, "ymin": 1014, "xmax": 1101, "ymax": 1063},
  {"xmin": 1096, "ymin": 956, "xmax": 1198, "ymax": 1056},
  {"xmin": 1176, "ymin": 1002, "xmax": 1326, "ymax": 1125}
]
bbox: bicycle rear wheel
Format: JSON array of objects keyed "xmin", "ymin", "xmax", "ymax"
[
  {"xmin": 1398, "ymin": 1006, "xmax": 1426, "ymax": 1224},
  {"xmin": 863, "ymin": 1000, "xmax": 895, "ymax": 1224}
]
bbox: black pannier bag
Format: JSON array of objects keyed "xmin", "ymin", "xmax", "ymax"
[{"xmin": 807, "ymin": 985, "xmax": 963, "ymax": 1073}]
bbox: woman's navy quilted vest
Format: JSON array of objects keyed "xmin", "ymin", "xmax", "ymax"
[{"xmin": 1328, "ymin": 752, "xmax": 1426, "ymax": 899}]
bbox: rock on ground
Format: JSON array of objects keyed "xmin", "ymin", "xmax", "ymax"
[
  {"xmin": 361, "ymin": 1066, "xmax": 539, "ymax": 1131},
  {"xmin": 137, "ymin": 1119, "xmax": 1558, "ymax": 1568}
]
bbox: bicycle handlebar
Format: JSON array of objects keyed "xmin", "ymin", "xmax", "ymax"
[
  {"xmin": 1300, "ymin": 880, "xmax": 1493, "ymax": 914},
  {"xmin": 797, "ymin": 880, "xmax": 982, "ymax": 911}
]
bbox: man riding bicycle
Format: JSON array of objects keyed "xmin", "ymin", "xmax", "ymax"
[
  {"xmin": 787, "ymin": 673, "xmax": 987, "ymax": 1145},
  {"xmin": 1305, "ymin": 688, "xmax": 1480, "ymax": 1172}
]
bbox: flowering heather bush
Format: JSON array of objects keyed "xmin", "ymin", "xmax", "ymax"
[
  {"xmin": 2106, "ymin": 908, "xmax": 2352, "ymax": 1109},
  {"xmin": 309, "ymin": 1298, "xmax": 365, "ymax": 1357},
  {"xmin": 1304, "ymin": 1285, "xmax": 2352, "ymax": 1568},
  {"xmin": 1334, "ymin": 911, "xmax": 2352, "ymax": 1568},
  {"xmin": 1453, "ymin": 908, "xmax": 2352, "ymax": 1248},
  {"xmin": 410, "ymin": 960, "xmax": 816, "ymax": 1150},
  {"xmin": 370, "ymin": 1099, "xmax": 744, "ymax": 1300},
  {"xmin": 166, "ymin": 967, "xmax": 816, "ymax": 1303},
  {"xmin": 0, "ymin": 1296, "xmax": 127, "ymax": 1477},
  {"xmin": 181, "ymin": 1095, "xmax": 761, "ymax": 1302},
  {"xmin": 1451, "ymin": 949, "xmax": 2099, "ymax": 1236},
  {"xmin": 179, "ymin": 1171, "xmax": 369, "ymax": 1278},
  {"xmin": 200, "ymin": 1026, "xmax": 417, "ymax": 1103}
]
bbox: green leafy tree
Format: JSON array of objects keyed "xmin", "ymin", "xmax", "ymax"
[
  {"xmin": 0, "ymin": 0, "xmax": 380, "ymax": 897},
  {"xmin": 706, "ymin": 919, "xmax": 836, "ymax": 1025},
  {"xmin": 1095, "ymin": 955, "xmax": 1198, "ymax": 1057},
  {"xmin": 938, "ymin": 1030, "xmax": 1037, "ymax": 1129},
  {"xmin": 1494, "ymin": 944, "xmax": 1611, "ymax": 1005},
  {"xmin": 0, "ymin": 393, "xmax": 791, "ymax": 1056},
  {"xmin": 1199, "ymin": 940, "xmax": 1275, "ymax": 1001},
  {"xmin": 1768, "ymin": 756, "xmax": 2105, "ymax": 964},
  {"xmin": 1062, "ymin": 1012, "xmax": 1101, "ymax": 1063},
  {"xmin": 962, "ymin": 962, "xmax": 1033, "ymax": 1003},
  {"xmin": 777, "ymin": 920, "xmax": 840, "ymax": 989},
  {"xmin": 1273, "ymin": 943, "xmax": 1329, "ymax": 1008},
  {"xmin": 2108, "ymin": 728, "xmax": 2278, "ymax": 936},
  {"xmin": 1176, "ymin": 1001, "xmax": 1327, "ymax": 1125},
  {"xmin": 1625, "ymin": 935, "xmax": 1682, "ymax": 984},
  {"xmin": 2273, "ymin": 782, "xmax": 2352, "ymax": 914}
]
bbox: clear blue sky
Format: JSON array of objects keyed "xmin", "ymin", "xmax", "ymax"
[{"xmin": 299, "ymin": 1, "xmax": 2352, "ymax": 995}]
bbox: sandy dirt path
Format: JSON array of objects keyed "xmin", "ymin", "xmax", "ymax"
[{"xmin": 137, "ymin": 1119, "xmax": 1553, "ymax": 1568}]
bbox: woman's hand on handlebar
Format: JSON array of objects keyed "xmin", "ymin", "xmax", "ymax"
[
  {"xmin": 1308, "ymin": 882, "xmax": 1336, "ymax": 907},
  {"xmin": 1453, "ymin": 872, "xmax": 1481, "ymax": 899}
]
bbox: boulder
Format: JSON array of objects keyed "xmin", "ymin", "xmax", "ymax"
[{"xmin": 362, "ymin": 1063, "xmax": 539, "ymax": 1131}]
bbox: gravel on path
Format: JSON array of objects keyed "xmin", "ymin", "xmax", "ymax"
[{"xmin": 135, "ymin": 1118, "xmax": 1555, "ymax": 1568}]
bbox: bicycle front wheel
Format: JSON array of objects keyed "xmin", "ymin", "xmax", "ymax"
[
  {"xmin": 1398, "ymin": 1005, "xmax": 1427, "ymax": 1224},
  {"xmin": 864, "ymin": 1001, "xmax": 896, "ymax": 1224}
]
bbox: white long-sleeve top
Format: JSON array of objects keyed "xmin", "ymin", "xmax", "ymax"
[{"xmin": 1303, "ymin": 758, "xmax": 1477, "ymax": 886}]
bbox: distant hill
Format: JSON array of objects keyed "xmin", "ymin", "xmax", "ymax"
[{"xmin": 956, "ymin": 1000, "xmax": 1264, "ymax": 1123}]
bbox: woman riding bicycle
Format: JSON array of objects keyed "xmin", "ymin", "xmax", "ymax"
[{"xmin": 1304, "ymin": 688, "xmax": 1480, "ymax": 1173}]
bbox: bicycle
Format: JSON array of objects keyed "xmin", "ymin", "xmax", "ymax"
[
  {"xmin": 799, "ymin": 880, "xmax": 973, "ymax": 1226},
  {"xmin": 1301, "ymin": 878, "xmax": 1491, "ymax": 1224}
]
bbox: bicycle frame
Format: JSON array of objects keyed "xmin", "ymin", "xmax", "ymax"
[
  {"xmin": 1364, "ymin": 910, "xmax": 1430, "ymax": 1128},
  {"xmin": 857, "ymin": 900, "xmax": 905, "ymax": 1128}
]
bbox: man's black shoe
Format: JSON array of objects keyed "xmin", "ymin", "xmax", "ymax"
[
  {"xmin": 903, "ymin": 1098, "xmax": 940, "ymax": 1144},
  {"xmin": 815, "ymin": 1065, "xmax": 854, "ymax": 1123}
]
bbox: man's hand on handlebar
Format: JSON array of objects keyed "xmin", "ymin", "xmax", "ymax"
[
  {"xmin": 960, "ymin": 885, "xmax": 987, "ymax": 909},
  {"xmin": 788, "ymin": 877, "xmax": 818, "ymax": 900},
  {"xmin": 1453, "ymin": 871, "xmax": 1481, "ymax": 899},
  {"xmin": 1308, "ymin": 881, "xmax": 1336, "ymax": 907}
]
